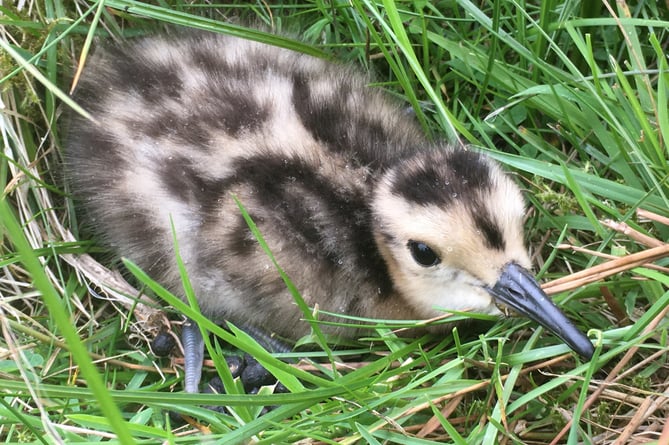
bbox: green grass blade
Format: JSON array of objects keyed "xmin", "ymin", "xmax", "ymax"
[{"xmin": 0, "ymin": 199, "xmax": 136, "ymax": 444}]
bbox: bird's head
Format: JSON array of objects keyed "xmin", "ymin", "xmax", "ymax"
[{"xmin": 372, "ymin": 147, "xmax": 593, "ymax": 359}]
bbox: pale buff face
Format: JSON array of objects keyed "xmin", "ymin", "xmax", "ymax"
[{"xmin": 372, "ymin": 152, "xmax": 531, "ymax": 319}]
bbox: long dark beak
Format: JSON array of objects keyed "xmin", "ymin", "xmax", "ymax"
[{"xmin": 486, "ymin": 262, "xmax": 594, "ymax": 360}]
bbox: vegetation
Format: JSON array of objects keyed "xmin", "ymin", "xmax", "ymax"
[{"xmin": 1, "ymin": 1, "xmax": 668, "ymax": 443}]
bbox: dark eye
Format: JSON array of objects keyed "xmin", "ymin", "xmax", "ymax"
[{"xmin": 407, "ymin": 240, "xmax": 440, "ymax": 267}]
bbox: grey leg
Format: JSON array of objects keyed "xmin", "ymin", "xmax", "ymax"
[
  {"xmin": 240, "ymin": 323, "xmax": 291, "ymax": 354},
  {"xmin": 181, "ymin": 318, "xmax": 204, "ymax": 393},
  {"xmin": 180, "ymin": 319, "xmax": 291, "ymax": 394}
]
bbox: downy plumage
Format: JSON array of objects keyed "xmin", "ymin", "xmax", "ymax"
[{"xmin": 65, "ymin": 31, "xmax": 593, "ymax": 393}]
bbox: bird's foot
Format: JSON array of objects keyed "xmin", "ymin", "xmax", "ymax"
[{"xmin": 180, "ymin": 317, "xmax": 290, "ymax": 393}]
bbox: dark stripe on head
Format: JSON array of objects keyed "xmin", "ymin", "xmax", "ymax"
[
  {"xmin": 390, "ymin": 150, "xmax": 493, "ymax": 207},
  {"xmin": 391, "ymin": 149, "xmax": 507, "ymax": 250},
  {"xmin": 473, "ymin": 211, "xmax": 506, "ymax": 251}
]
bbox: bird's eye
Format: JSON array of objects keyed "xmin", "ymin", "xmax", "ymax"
[{"xmin": 407, "ymin": 240, "xmax": 440, "ymax": 267}]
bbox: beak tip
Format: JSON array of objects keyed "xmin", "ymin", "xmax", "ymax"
[
  {"xmin": 490, "ymin": 262, "xmax": 595, "ymax": 361},
  {"xmin": 571, "ymin": 336, "xmax": 595, "ymax": 360}
]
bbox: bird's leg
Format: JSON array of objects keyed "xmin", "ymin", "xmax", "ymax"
[
  {"xmin": 181, "ymin": 318, "xmax": 291, "ymax": 394},
  {"xmin": 181, "ymin": 318, "xmax": 205, "ymax": 393},
  {"xmin": 238, "ymin": 323, "xmax": 292, "ymax": 354}
]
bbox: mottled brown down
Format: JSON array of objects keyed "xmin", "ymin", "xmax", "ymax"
[{"xmin": 65, "ymin": 32, "xmax": 592, "ymax": 387}]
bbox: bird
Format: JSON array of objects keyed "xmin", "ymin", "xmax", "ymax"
[{"xmin": 64, "ymin": 30, "xmax": 594, "ymax": 393}]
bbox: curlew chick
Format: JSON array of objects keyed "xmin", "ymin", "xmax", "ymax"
[{"xmin": 64, "ymin": 31, "xmax": 593, "ymax": 393}]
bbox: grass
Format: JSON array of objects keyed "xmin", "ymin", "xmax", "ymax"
[{"xmin": 1, "ymin": 0, "xmax": 668, "ymax": 443}]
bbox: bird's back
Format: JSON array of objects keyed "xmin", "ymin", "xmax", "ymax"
[{"xmin": 65, "ymin": 32, "xmax": 429, "ymax": 338}]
